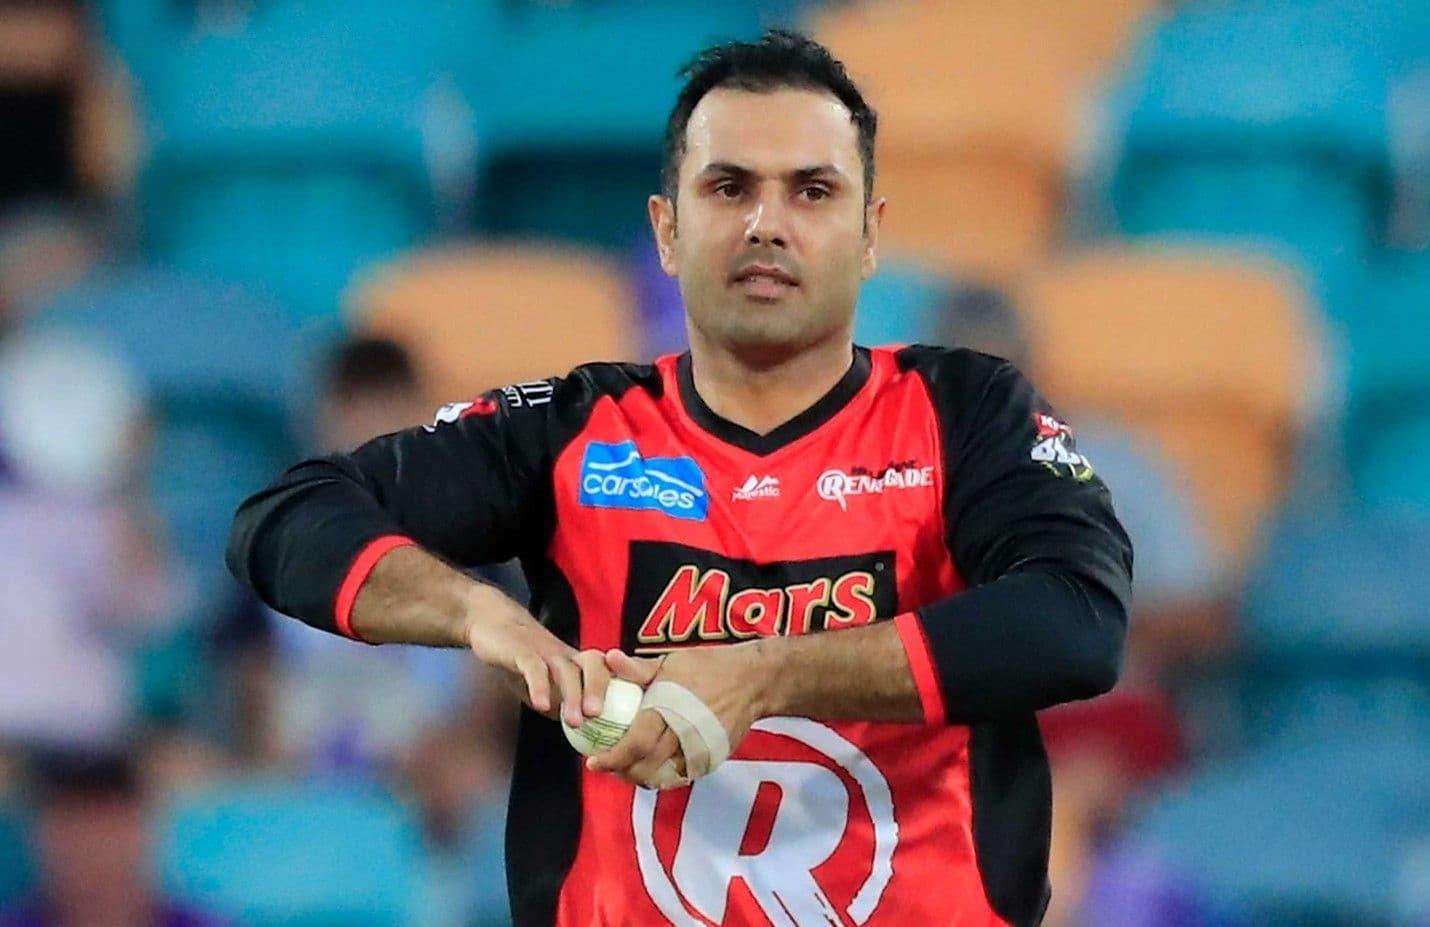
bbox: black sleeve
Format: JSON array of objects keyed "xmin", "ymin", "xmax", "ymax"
[
  {"xmin": 225, "ymin": 381, "xmax": 560, "ymax": 636},
  {"xmin": 908, "ymin": 350, "xmax": 1134, "ymax": 722}
]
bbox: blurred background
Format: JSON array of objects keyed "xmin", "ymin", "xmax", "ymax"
[{"xmin": 0, "ymin": 0, "xmax": 1426, "ymax": 925}]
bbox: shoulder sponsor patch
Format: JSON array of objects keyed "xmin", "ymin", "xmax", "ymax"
[
  {"xmin": 1030, "ymin": 412, "xmax": 1095, "ymax": 480},
  {"xmin": 423, "ymin": 396, "xmax": 498, "ymax": 431},
  {"xmin": 578, "ymin": 440, "xmax": 709, "ymax": 521}
]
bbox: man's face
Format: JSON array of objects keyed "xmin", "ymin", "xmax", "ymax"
[{"xmin": 650, "ymin": 87, "xmax": 883, "ymax": 360}]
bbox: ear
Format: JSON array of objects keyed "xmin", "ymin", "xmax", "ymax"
[
  {"xmin": 860, "ymin": 196, "xmax": 886, "ymax": 280},
  {"xmin": 648, "ymin": 195, "xmax": 679, "ymax": 276}
]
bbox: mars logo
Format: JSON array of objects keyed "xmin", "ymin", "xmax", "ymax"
[
  {"xmin": 623, "ymin": 543, "xmax": 897, "ymax": 653},
  {"xmin": 633, "ymin": 717, "xmax": 897, "ymax": 926}
]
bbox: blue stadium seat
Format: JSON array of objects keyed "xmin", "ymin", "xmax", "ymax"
[
  {"xmin": 853, "ymin": 259, "xmax": 954, "ymax": 348},
  {"xmin": 470, "ymin": 5, "xmax": 767, "ymax": 251},
  {"xmin": 128, "ymin": 0, "xmax": 492, "ymax": 319},
  {"xmin": 0, "ymin": 805, "xmax": 34, "ymax": 912},
  {"xmin": 1106, "ymin": 0, "xmax": 1399, "ymax": 308},
  {"xmin": 1241, "ymin": 512, "xmax": 1430, "ymax": 668},
  {"xmin": 158, "ymin": 780, "xmax": 424, "ymax": 927},
  {"xmin": 29, "ymin": 270, "xmax": 306, "ymax": 589},
  {"xmin": 1345, "ymin": 254, "xmax": 1430, "ymax": 510},
  {"xmin": 1129, "ymin": 731, "xmax": 1430, "ymax": 926}
]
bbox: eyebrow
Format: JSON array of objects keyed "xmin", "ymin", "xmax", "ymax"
[{"xmin": 697, "ymin": 161, "xmax": 847, "ymax": 185}]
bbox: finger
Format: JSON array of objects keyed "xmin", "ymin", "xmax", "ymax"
[
  {"xmin": 605, "ymin": 648, "xmax": 662, "ymax": 686},
  {"xmin": 514, "ymin": 653, "xmax": 553, "ymax": 716},
  {"xmin": 574, "ymin": 650, "xmax": 611, "ymax": 717},
  {"xmin": 626, "ymin": 728, "xmax": 683, "ymax": 788},
  {"xmin": 548, "ymin": 654, "xmax": 585, "ymax": 728},
  {"xmin": 588, "ymin": 708, "xmax": 665, "ymax": 774}
]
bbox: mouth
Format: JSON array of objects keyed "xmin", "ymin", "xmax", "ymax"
[{"xmin": 731, "ymin": 264, "xmax": 800, "ymax": 299}]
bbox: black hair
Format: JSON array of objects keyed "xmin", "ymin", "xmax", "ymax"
[
  {"xmin": 321, "ymin": 335, "xmax": 421, "ymax": 396},
  {"xmin": 27, "ymin": 748, "xmax": 140, "ymax": 805},
  {"xmin": 662, "ymin": 29, "xmax": 877, "ymax": 205}
]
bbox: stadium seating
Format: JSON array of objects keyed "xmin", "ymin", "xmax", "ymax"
[
  {"xmin": 158, "ymin": 780, "xmax": 424, "ymax": 927},
  {"xmin": 1020, "ymin": 244, "xmax": 1321, "ymax": 564},
  {"xmin": 1345, "ymin": 253, "xmax": 1430, "ymax": 510},
  {"xmin": 1130, "ymin": 731, "xmax": 1430, "ymax": 927},
  {"xmin": 854, "ymin": 257, "xmax": 955, "ymax": 347},
  {"xmin": 347, "ymin": 244, "xmax": 638, "ymax": 402},
  {"xmin": 0, "ymin": 805, "xmax": 33, "ymax": 912},
  {"xmin": 29, "ymin": 269, "xmax": 305, "ymax": 585},
  {"xmin": 469, "ymin": 5, "xmax": 770, "ymax": 252},
  {"xmin": 815, "ymin": 0, "xmax": 1154, "ymax": 284},
  {"xmin": 1240, "ymin": 511, "xmax": 1430, "ymax": 663},
  {"xmin": 1106, "ymin": 0, "xmax": 1399, "ymax": 309},
  {"xmin": 1130, "ymin": 507, "xmax": 1430, "ymax": 925},
  {"xmin": 118, "ymin": 0, "xmax": 491, "ymax": 320}
]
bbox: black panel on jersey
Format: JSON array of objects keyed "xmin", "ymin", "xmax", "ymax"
[
  {"xmin": 969, "ymin": 717, "xmax": 1053, "ymax": 927},
  {"xmin": 506, "ymin": 558, "xmax": 584, "ymax": 927},
  {"xmin": 676, "ymin": 347, "xmax": 872, "ymax": 455},
  {"xmin": 894, "ymin": 345, "xmax": 1133, "ymax": 605}
]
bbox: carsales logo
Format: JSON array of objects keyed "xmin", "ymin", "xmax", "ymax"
[
  {"xmin": 816, "ymin": 460, "xmax": 934, "ymax": 511},
  {"xmin": 633, "ymin": 718, "xmax": 897, "ymax": 926}
]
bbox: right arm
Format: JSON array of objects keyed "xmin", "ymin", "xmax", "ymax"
[{"xmin": 225, "ymin": 385, "xmax": 608, "ymax": 724}]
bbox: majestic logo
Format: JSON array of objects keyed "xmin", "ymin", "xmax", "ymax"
[
  {"xmin": 815, "ymin": 459, "xmax": 935, "ymax": 511},
  {"xmin": 579, "ymin": 441, "xmax": 709, "ymax": 521},
  {"xmin": 624, "ymin": 543, "xmax": 896, "ymax": 653},
  {"xmin": 732, "ymin": 474, "xmax": 780, "ymax": 501},
  {"xmin": 634, "ymin": 717, "xmax": 897, "ymax": 926},
  {"xmin": 1030, "ymin": 412, "xmax": 1094, "ymax": 480}
]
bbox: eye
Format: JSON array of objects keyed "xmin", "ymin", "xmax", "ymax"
[
  {"xmin": 801, "ymin": 185, "xmax": 831, "ymax": 202},
  {"xmin": 714, "ymin": 181, "xmax": 743, "ymax": 199}
]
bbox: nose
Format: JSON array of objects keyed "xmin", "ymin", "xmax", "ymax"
[{"xmin": 744, "ymin": 190, "xmax": 789, "ymax": 249}]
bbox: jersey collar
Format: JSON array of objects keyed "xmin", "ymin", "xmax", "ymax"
[{"xmin": 676, "ymin": 346, "xmax": 872, "ymax": 456}]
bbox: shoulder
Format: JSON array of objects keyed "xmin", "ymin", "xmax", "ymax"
[
  {"xmin": 881, "ymin": 344, "xmax": 1026, "ymax": 414},
  {"xmin": 557, "ymin": 359, "xmax": 664, "ymax": 405}
]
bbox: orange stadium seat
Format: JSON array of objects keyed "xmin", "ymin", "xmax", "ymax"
[
  {"xmin": 815, "ymin": 0, "xmax": 1156, "ymax": 285},
  {"xmin": 347, "ymin": 244, "xmax": 638, "ymax": 404},
  {"xmin": 1020, "ymin": 245, "xmax": 1320, "ymax": 564}
]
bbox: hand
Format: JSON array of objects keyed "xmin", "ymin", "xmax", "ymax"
[
  {"xmin": 463, "ymin": 585, "xmax": 609, "ymax": 728},
  {"xmin": 588, "ymin": 641, "xmax": 771, "ymax": 786}
]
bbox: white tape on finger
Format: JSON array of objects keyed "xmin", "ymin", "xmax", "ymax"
[
  {"xmin": 640, "ymin": 681, "xmax": 731, "ymax": 781},
  {"xmin": 643, "ymin": 759, "xmax": 689, "ymax": 791}
]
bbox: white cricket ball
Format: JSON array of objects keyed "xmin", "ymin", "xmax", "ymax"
[{"xmin": 561, "ymin": 678, "xmax": 644, "ymax": 756}]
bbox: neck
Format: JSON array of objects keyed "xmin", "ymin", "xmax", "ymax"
[{"xmin": 687, "ymin": 331, "xmax": 855, "ymax": 436}]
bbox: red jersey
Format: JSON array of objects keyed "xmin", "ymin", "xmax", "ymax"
[{"xmin": 229, "ymin": 345, "xmax": 1133, "ymax": 927}]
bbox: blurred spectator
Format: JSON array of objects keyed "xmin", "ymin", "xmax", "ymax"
[
  {"xmin": 1040, "ymin": 425, "xmax": 1230, "ymax": 927},
  {"xmin": 939, "ymin": 280, "xmax": 1031, "ymax": 368},
  {"xmin": 252, "ymin": 334, "xmax": 518, "ymax": 925},
  {"xmin": 0, "ymin": 2, "xmax": 85, "ymax": 205},
  {"xmin": 0, "ymin": 331, "xmax": 179, "ymax": 752},
  {"xmin": 316, "ymin": 335, "xmax": 428, "ymax": 452},
  {"xmin": 262, "ymin": 335, "xmax": 519, "ymax": 777},
  {"xmin": 0, "ymin": 199, "xmax": 108, "ymax": 332},
  {"xmin": 629, "ymin": 238, "xmax": 688, "ymax": 359},
  {"xmin": 0, "ymin": 750, "xmax": 227, "ymax": 927},
  {"xmin": 404, "ymin": 672, "xmax": 518, "ymax": 927}
]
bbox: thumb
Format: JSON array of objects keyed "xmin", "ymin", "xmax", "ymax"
[{"xmin": 605, "ymin": 648, "xmax": 661, "ymax": 685}]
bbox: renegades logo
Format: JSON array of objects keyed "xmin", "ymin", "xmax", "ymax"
[{"xmin": 623, "ymin": 542, "xmax": 897, "ymax": 653}]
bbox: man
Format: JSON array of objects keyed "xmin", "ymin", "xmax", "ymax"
[{"xmin": 228, "ymin": 30, "xmax": 1132, "ymax": 927}]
